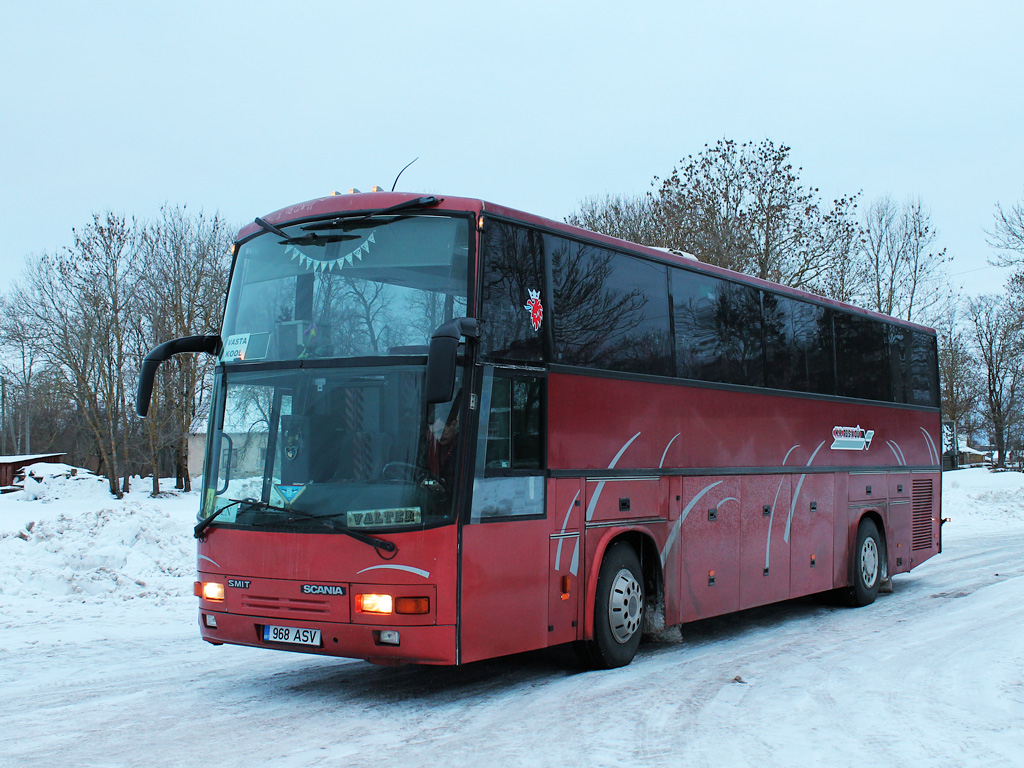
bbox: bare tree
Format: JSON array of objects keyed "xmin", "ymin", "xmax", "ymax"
[
  {"xmin": 654, "ymin": 139, "xmax": 755, "ymax": 273},
  {"xmin": 936, "ymin": 302, "xmax": 982, "ymax": 442},
  {"xmin": 12, "ymin": 213, "xmax": 141, "ymax": 497},
  {"xmin": 654, "ymin": 139, "xmax": 861, "ymax": 293},
  {"xmin": 859, "ymin": 196, "xmax": 951, "ymax": 324},
  {"xmin": 138, "ymin": 205, "xmax": 232, "ymax": 493},
  {"xmin": 0, "ymin": 294, "xmax": 42, "ymax": 453},
  {"xmin": 566, "ymin": 193, "xmax": 666, "ymax": 246},
  {"xmin": 968, "ymin": 294, "xmax": 1022, "ymax": 468},
  {"xmin": 988, "ymin": 196, "xmax": 1024, "ymax": 266}
]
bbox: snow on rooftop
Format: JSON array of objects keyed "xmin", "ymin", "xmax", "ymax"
[
  {"xmin": 0, "ymin": 453, "xmax": 65, "ymax": 462},
  {"xmin": 956, "ymin": 439, "xmax": 987, "ymax": 456}
]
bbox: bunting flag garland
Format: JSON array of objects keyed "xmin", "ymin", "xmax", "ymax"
[{"xmin": 287, "ymin": 232, "xmax": 376, "ymax": 273}]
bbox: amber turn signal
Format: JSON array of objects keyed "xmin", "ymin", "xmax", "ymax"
[{"xmin": 395, "ymin": 597, "xmax": 430, "ymax": 615}]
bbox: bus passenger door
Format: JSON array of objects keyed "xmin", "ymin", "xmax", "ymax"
[{"xmin": 459, "ymin": 371, "xmax": 550, "ymax": 664}]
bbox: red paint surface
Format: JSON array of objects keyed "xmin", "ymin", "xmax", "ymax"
[
  {"xmin": 207, "ymin": 194, "xmax": 941, "ymax": 665},
  {"xmin": 196, "ymin": 524, "xmax": 458, "ymax": 663}
]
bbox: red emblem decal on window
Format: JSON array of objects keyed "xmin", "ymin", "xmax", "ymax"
[{"xmin": 525, "ymin": 289, "xmax": 543, "ymax": 331}]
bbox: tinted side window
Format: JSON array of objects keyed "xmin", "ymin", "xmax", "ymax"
[
  {"xmin": 672, "ymin": 270, "xmax": 763, "ymax": 386},
  {"xmin": 549, "ymin": 236, "xmax": 672, "ymax": 376},
  {"xmin": 480, "ymin": 221, "xmax": 545, "ymax": 362},
  {"xmin": 909, "ymin": 331, "xmax": 939, "ymax": 407},
  {"xmin": 834, "ymin": 313, "xmax": 890, "ymax": 401},
  {"xmin": 889, "ymin": 326, "xmax": 909, "ymax": 404},
  {"xmin": 763, "ymin": 294, "xmax": 834, "ymax": 395},
  {"xmin": 484, "ymin": 375, "xmax": 543, "ymax": 470},
  {"xmin": 470, "ymin": 370, "xmax": 545, "ymax": 522}
]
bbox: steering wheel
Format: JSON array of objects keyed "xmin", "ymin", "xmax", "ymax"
[{"xmin": 381, "ymin": 462, "xmax": 445, "ymax": 490}]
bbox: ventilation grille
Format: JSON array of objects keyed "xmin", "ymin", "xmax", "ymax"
[
  {"xmin": 241, "ymin": 594, "xmax": 331, "ymax": 617},
  {"xmin": 911, "ymin": 479, "xmax": 934, "ymax": 551}
]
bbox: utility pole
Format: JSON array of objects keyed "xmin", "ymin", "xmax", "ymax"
[{"xmin": 1, "ymin": 377, "xmax": 6, "ymax": 455}]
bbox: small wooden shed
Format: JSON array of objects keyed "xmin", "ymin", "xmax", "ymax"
[{"xmin": 0, "ymin": 453, "xmax": 66, "ymax": 487}]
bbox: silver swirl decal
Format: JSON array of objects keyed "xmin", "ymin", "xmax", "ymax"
[{"xmin": 356, "ymin": 564, "xmax": 431, "ymax": 579}]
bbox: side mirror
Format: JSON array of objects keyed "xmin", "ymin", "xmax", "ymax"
[
  {"xmin": 425, "ymin": 318, "xmax": 479, "ymax": 404},
  {"xmin": 136, "ymin": 334, "xmax": 221, "ymax": 417}
]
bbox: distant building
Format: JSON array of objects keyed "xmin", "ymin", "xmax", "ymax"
[
  {"xmin": 956, "ymin": 440, "xmax": 988, "ymax": 467},
  {"xmin": 0, "ymin": 453, "xmax": 66, "ymax": 488},
  {"xmin": 188, "ymin": 425, "xmax": 209, "ymax": 478}
]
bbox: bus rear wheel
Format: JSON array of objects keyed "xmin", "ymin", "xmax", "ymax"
[
  {"xmin": 846, "ymin": 518, "xmax": 883, "ymax": 607},
  {"xmin": 575, "ymin": 542, "xmax": 644, "ymax": 669}
]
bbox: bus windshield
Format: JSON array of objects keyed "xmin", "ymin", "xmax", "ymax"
[
  {"xmin": 200, "ymin": 364, "xmax": 463, "ymax": 532},
  {"xmin": 221, "ymin": 214, "xmax": 470, "ymax": 363}
]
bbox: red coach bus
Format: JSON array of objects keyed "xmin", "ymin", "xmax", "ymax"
[{"xmin": 137, "ymin": 191, "xmax": 942, "ymax": 669}]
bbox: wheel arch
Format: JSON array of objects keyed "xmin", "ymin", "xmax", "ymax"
[
  {"xmin": 849, "ymin": 509, "xmax": 888, "ymax": 585},
  {"xmin": 583, "ymin": 527, "xmax": 663, "ymax": 640}
]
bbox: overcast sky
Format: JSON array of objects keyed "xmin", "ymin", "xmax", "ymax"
[{"xmin": 2, "ymin": 1, "xmax": 1021, "ymax": 301}]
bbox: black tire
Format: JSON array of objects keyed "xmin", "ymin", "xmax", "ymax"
[
  {"xmin": 846, "ymin": 518, "xmax": 883, "ymax": 607},
  {"xmin": 575, "ymin": 542, "xmax": 644, "ymax": 669}
]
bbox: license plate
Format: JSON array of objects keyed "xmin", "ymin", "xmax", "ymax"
[{"xmin": 263, "ymin": 625, "xmax": 322, "ymax": 646}]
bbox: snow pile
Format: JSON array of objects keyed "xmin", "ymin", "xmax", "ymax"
[
  {"xmin": 941, "ymin": 466, "xmax": 1024, "ymax": 533},
  {"xmin": 0, "ymin": 470, "xmax": 200, "ymax": 604},
  {"xmin": 0, "ymin": 465, "xmax": 1021, "ymax": 768},
  {"xmin": 15, "ymin": 461, "xmax": 109, "ymax": 503}
]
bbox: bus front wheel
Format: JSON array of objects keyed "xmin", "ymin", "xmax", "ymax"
[
  {"xmin": 846, "ymin": 518, "xmax": 883, "ymax": 607},
  {"xmin": 575, "ymin": 542, "xmax": 644, "ymax": 669}
]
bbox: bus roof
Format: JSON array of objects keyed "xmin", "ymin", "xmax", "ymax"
[{"xmin": 238, "ymin": 191, "xmax": 937, "ymax": 335}]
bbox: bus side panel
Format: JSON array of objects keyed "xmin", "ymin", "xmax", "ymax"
[
  {"xmin": 663, "ymin": 475, "xmax": 684, "ymax": 628},
  {"xmin": 678, "ymin": 476, "xmax": 741, "ymax": 624},
  {"xmin": 832, "ymin": 473, "xmax": 851, "ymax": 589},
  {"xmin": 909, "ymin": 471, "xmax": 941, "ymax": 569},
  {"xmin": 739, "ymin": 475, "xmax": 791, "ymax": 611},
  {"xmin": 887, "ymin": 472, "xmax": 913, "ymax": 576},
  {"xmin": 788, "ymin": 473, "xmax": 835, "ymax": 597},
  {"xmin": 460, "ymin": 518, "xmax": 550, "ymax": 664}
]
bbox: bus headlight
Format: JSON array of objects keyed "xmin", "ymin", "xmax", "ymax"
[
  {"xmin": 356, "ymin": 593, "xmax": 393, "ymax": 614},
  {"xmin": 195, "ymin": 581, "xmax": 225, "ymax": 602}
]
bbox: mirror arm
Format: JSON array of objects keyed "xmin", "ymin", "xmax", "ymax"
[
  {"xmin": 136, "ymin": 334, "xmax": 221, "ymax": 417},
  {"xmin": 432, "ymin": 317, "xmax": 480, "ymax": 344}
]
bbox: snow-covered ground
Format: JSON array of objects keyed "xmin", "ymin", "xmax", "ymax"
[{"xmin": 1, "ymin": 466, "xmax": 1022, "ymax": 768}]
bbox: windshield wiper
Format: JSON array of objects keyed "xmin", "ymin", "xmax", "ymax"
[
  {"xmin": 302, "ymin": 195, "xmax": 442, "ymax": 230},
  {"xmin": 274, "ymin": 232, "xmax": 362, "ymax": 247},
  {"xmin": 254, "ymin": 195, "xmax": 441, "ymax": 243},
  {"xmin": 253, "ymin": 217, "xmax": 362, "ymax": 247},
  {"xmin": 194, "ymin": 498, "xmax": 250, "ymax": 539},
  {"xmin": 243, "ymin": 500, "xmax": 398, "ymax": 554}
]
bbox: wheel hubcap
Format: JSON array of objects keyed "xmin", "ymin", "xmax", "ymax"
[
  {"xmin": 608, "ymin": 568, "xmax": 643, "ymax": 644},
  {"xmin": 860, "ymin": 537, "xmax": 879, "ymax": 588}
]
